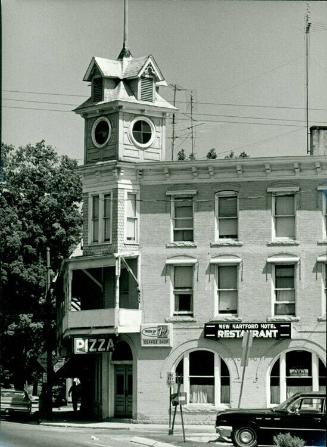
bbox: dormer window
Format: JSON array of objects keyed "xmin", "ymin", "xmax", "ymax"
[
  {"xmin": 140, "ymin": 77, "xmax": 154, "ymax": 102},
  {"xmin": 92, "ymin": 77, "xmax": 103, "ymax": 102}
]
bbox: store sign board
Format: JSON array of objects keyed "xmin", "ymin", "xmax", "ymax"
[
  {"xmin": 204, "ymin": 322, "xmax": 291, "ymax": 340},
  {"xmin": 141, "ymin": 324, "xmax": 173, "ymax": 347},
  {"xmin": 73, "ymin": 336, "xmax": 115, "ymax": 354},
  {"xmin": 289, "ymin": 369, "xmax": 309, "ymax": 376},
  {"xmin": 167, "ymin": 372, "xmax": 176, "ymax": 385}
]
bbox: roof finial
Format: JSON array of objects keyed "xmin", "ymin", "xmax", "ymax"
[{"xmin": 118, "ymin": 0, "xmax": 132, "ymax": 59}]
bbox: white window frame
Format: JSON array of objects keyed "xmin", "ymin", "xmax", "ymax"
[
  {"xmin": 267, "ymin": 350, "xmax": 324, "ymax": 406},
  {"xmin": 170, "ymin": 264, "xmax": 194, "ymax": 317},
  {"xmin": 319, "ymin": 258, "xmax": 327, "ymax": 318},
  {"xmin": 125, "ymin": 190, "xmax": 139, "ymax": 244},
  {"xmin": 88, "ymin": 192, "xmax": 112, "ymax": 245},
  {"xmin": 129, "ymin": 116, "xmax": 155, "ymax": 149},
  {"xmin": 271, "ymin": 264, "xmax": 296, "ymax": 317},
  {"xmin": 215, "ymin": 264, "xmax": 239, "ymax": 316},
  {"xmin": 268, "ymin": 187, "xmax": 299, "ymax": 241},
  {"xmin": 318, "ymin": 187, "xmax": 327, "ymax": 240},
  {"xmin": 172, "ymin": 349, "xmax": 230, "ymax": 406},
  {"xmin": 167, "ymin": 191, "xmax": 196, "ymax": 243},
  {"xmin": 215, "ymin": 191, "xmax": 239, "ymax": 241}
]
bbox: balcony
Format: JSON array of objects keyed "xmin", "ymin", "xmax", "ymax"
[
  {"xmin": 58, "ymin": 253, "xmax": 142, "ymax": 338},
  {"xmin": 62, "ymin": 307, "xmax": 142, "ymax": 337}
]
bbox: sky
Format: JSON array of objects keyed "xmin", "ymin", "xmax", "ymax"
[{"xmin": 2, "ymin": 0, "xmax": 327, "ymax": 162}]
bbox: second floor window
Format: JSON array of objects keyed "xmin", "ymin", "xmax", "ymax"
[
  {"xmin": 90, "ymin": 193, "xmax": 112, "ymax": 244},
  {"xmin": 92, "ymin": 196, "xmax": 99, "ymax": 242},
  {"xmin": 216, "ymin": 192, "xmax": 238, "ymax": 239},
  {"xmin": 173, "ymin": 266, "xmax": 193, "ymax": 316},
  {"xmin": 323, "ymin": 191, "xmax": 327, "ymax": 239},
  {"xmin": 126, "ymin": 192, "xmax": 138, "ymax": 242},
  {"xmin": 273, "ymin": 194, "xmax": 296, "ymax": 239},
  {"xmin": 173, "ymin": 196, "xmax": 194, "ymax": 242},
  {"xmin": 217, "ymin": 265, "xmax": 238, "ymax": 314},
  {"xmin": 274, "ymin": 264, "xmax": 295, "ymax": 316}
]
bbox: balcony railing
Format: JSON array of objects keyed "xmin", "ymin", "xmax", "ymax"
[{"xmin": 62, "ymin": 307, "xmax": 142, "ymax": 336}]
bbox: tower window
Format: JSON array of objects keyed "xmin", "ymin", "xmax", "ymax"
[
  {"xmin": 91, "ymin": 116, "xmax": 112, "ymax": 148},
  {"xmin": 92, "ymin": 77, "xmax": 103, "ymax": 102},
  {"xmin": 130, "ymin": 117, "xmax": 155, "ymax": 148},
  {"xmin": 140, "ymin": 78, "xmax": 154, "ymax": 102}
]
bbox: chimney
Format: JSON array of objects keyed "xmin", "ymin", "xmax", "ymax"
[{"xmin": 310, "ymin": 126, "xmax": 327, "ymax": 156}]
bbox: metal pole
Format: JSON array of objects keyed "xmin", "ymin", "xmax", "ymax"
[
  {"xmin": 180, "ymin": 404, "xmax": 185, "ymax": 442},
  {"xmin": 123, "ymin": 0, "xmax": 128, "ymax": 50},
  {"xmin": 190, "ymin": 92, "xmax": 194, "ymax": 157},
  {"xmin": 171, "ymin": 84, "xmax": 177, "ymax": 160},
  {"xmin": 305, "ymin": 7, "xmax": 311, "ymax": 154},
  {"xmin": 168, "ymin": 385, "xmax": 172, "ymax": 431},
  {"xmin": 46, "ymin": 247, "xmax": 53, "ymax": 419}
]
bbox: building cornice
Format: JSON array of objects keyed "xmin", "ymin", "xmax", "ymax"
[{"xmin": 79, "ymin": 155, "xmax": 327, "ymax": 185}]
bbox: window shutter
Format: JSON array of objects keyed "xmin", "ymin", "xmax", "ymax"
[
  {"xmin": 92, "ymin": 77, "xmax": 103, "ymax": 102},
  {"xmin": 140, "ymin": 78, "xmax": 153, "ymax": 102}
]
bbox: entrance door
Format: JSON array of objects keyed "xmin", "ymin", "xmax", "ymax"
[{"xmin": 114, "ymin": 365, "xmax": 132, "ymax": 417}]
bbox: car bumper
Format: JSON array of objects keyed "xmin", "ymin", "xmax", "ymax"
[{"xmin": 216, "ymin": 425, "xmax": 232, "ymax": 441}]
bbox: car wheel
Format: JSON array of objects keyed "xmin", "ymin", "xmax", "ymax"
[{"xmin": 232, "ymin": 426, "xmax": 258, "ymax": 447}]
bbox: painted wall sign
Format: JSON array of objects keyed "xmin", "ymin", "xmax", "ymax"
[
  {"xmin": 204, "ymin": 322, "xmax": 291, "ymax": 340},
  {"xmin": 141, "ymin": 324, "xmax": 173, "ymax": 347},
  {"xmin": 73, "ymin": 336, "xmax": 115, "ymax": 354}
]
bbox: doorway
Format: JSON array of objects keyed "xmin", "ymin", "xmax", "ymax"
[{"xmin": 114, "ymin": 364, "xmax": 133, "ymax": 417}]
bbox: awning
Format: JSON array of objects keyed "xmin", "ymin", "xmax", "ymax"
[
  {"xmin": 209, "ymin": 256, "xmax": 242, "ymax": 265},
  {"xmin": 267, "ymin": 254, "xmax": 300, "ymax": 264},
  {"xmin": 165, "ymin": 256, "xmax": 198, "ymax": 265},
  {"xmin": 317, "ymin": 255, "xmax": 327, "ymax": 263}
]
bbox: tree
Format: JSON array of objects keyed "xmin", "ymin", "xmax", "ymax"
[
  {"xmin": 206, "ymin": 148, "xmax": 217, "ymax": 159},
  {"xmin": 0, "ymin": 141, "xmax": 82, "ymax": 389}
]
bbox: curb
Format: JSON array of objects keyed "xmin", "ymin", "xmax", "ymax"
[
  {"xmin": 39, "ymin": 422, "xmax": 130, "ymax": 430},
  {"xmin": 131, "ymin": 437, "xmax": 178, "ymax": 447}
]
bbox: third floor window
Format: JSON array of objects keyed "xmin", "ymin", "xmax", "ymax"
[{"xmin": 216, "ymin": 192, "xmax": 238, "ymax": 240}]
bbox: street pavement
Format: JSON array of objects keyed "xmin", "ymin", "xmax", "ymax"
[{"xmin": 0, "ymin": 418, "xmax": 227, "ymax": 447}]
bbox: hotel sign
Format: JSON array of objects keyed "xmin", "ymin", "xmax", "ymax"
[
  {"xmin": 141, "ymin": 324, "xmax": 173, "ymax": 347},
  {"xmin": 204, "ymin": 322, "xmax": 291, "ymax": 340},
  {"xmin": 73, "ymin": 336, "xmax": 116, "ymax": 354}
]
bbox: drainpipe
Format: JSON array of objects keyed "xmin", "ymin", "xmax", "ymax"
[{"xmin": 114, "ymin": 255, "xmax": 121, "ymax": 334}]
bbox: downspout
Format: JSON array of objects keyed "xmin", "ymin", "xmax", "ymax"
[{"xmin": 114, "ymin": 254, "xmax": 121, "ymax": 334}]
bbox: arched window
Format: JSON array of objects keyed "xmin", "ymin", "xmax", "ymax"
[
  {"xmin": 174, "ymin": 350, "xmax": 230, "ymax": 405},
  {"xmin": 269, "ymin": 350, "xmax": 326, "ymax": 405}
]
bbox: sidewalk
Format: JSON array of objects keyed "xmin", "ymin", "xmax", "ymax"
[{"xmin": 40, "ymin": 406, "xmax": 221, "ymax": 446}]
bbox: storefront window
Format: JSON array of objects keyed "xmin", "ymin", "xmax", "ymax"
[
  {"xmin": 269, "ymin": 350, "xmax": 326, "ymax": 405},
  {"xmin": 174, "ymin": 350, "xmax": 230, "ymax": 405}
]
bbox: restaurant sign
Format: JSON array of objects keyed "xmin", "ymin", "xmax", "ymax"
[
  {"xmin": 141, "ymin": 324, "xmax": 173, "ymax": 347},
  {"xmin": 73, "ymin": 336, "xmax": 116, "ymax": 354},
  {"xmin": 204, "ymin": 322, "xmax": 291, "ymax": 340}
]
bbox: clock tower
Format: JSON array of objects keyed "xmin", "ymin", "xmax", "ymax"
[{"xmin": 74, "ymin": 13, "xmax": 175, "ymax": 164}]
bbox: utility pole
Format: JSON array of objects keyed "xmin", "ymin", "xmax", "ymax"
[
  {"xmin": 190, "ymin": 91, "xmax": 194, "ymax": 157},
  {"xmin": 171, "ymin": 84, "xmax": 177, "ymax": 160},
  {"xmin": 305, "ymin": 4, "xmax": 311, "ymax": 154},
  {"xmin": 45, "ymin": 246, "xmax": 53, "ymax": 419}
]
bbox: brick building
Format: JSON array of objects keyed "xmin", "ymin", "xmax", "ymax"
[{"xmin": 56, "ymin": 46, "xmax": 326, "ymax": 423}]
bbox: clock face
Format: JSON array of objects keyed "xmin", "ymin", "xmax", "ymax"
[
  {"xmin": 92, "ymin": 117, "xmax": 111, "ymax": 147},
  {"xmin": 130, "ymin": 117, "xmax": 155, "ymax": 148}
]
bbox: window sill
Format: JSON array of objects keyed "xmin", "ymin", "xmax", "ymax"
[
  {"xmin": 166, "ymin": 242, "xmax": 197, "ymax": 248},
  {"xmin": 125, "ymin": 241, "xmax": 139, "ymax": 245},
  {"xmin": 211, "ymin": 316, "xmax": 242, "ymax": 322},
  {"xmin": 317, "ymin": 240, "xmax": 327, "ymax": 245},
  {"xmin": 165, "ymin": 316, "xmax": 196, "ymax": 322},
  {"xmin": 181, "ymin": 404, "xmax": 229, "ymax": 413},
  {"xmin": 318, "ymin": 315, "xmax": 326, "ymax": 322},
  {"xmin": 267, "ymin": 240, "xmax": 299, "ymax": 246},
  {"xmin": 267, "ymin": 316, "xmax": 300, "ymax": 322},
  {"xmin": 210, "ymin": 240, "xmax": 243, "ymax": 247},
  {"xmin": 88, "ymin": 241, "xmax": 112, "ymax": 246}
]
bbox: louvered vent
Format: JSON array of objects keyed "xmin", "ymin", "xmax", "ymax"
[
  {"xmin": 140, "ymin": 78, "xmax": 153, "ymax": 102},
  {"xmin": 92, "ymin": 77, "xmax": 103, "ymax": 102}
]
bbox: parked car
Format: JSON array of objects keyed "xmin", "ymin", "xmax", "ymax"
[
  {"xmin": 215, "ymin": 392, "xmax": 326, "ymax": 447},
  {"xmin": 0, "ymin": 388, "xmax": 39, "ymax": 418}
]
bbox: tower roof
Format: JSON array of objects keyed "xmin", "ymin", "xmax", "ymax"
[{"xmin": 83, "ymin": 54, "xmax": 167, "ymax": 85}]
